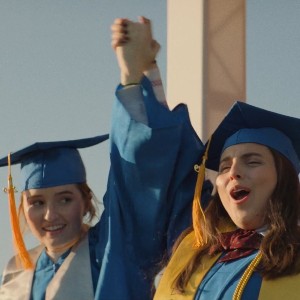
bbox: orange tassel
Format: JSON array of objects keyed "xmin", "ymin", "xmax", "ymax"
[
  {"xmin": 5, "ymin": 153, "xmax": 33, "ymax": 269},
  {"xmin": 192, "ymin": 138, "xmax": 211, "ymax": 248}
]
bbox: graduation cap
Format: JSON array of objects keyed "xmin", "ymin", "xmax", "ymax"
[
  {"xmin": 192, "ymin": 101, "xmax": 300, "ymax": 248},
  {"xmin": 206, "ymin": 101, "xmax": 300, "ymax": 173},
  {"xmin": 0, "ymin": 134, "xmax": 109, "ymax": 191},
  {"xmin": 0, "ymin": 134, "xmax": 109, "ymax": 269}
]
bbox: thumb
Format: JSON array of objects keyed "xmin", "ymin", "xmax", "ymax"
[
  {"xmin": 138, "ymin": 16, "xmax": 150, "ymax": 25},
  {"xmin": 151, "ymin": 39, "xmax": 161, "ymax": 56},
  {"xmin": 138, "ymin": 16, "xmax": 152, "ymax": 38}
]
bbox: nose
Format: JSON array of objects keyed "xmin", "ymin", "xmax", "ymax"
[
  {"xmin": 44, "ymin": 205, "xmax": 58, "ymax": 221},
  {"xmin": 229, "ymin": 161, "xmax": 242, "ymax": 180}
]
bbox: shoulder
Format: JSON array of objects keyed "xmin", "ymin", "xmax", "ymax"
[{"xmin": 2, "ymin": 245, "xmax": 43, "ymax": 280}]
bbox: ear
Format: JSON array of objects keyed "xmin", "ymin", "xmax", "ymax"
[{"xmin": 83, "ymin": 198, "xmax": 91, "ymax": 217}]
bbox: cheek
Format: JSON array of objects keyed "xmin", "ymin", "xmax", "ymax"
[
  {"xmin": 24, "ymin": 208, "xmax": 39, "ymax": 225},
  {"xmin": 215, "ymin": 176, "xmax": 222, "ymax": 189},
  {"xmin": 258, "ymin": 169, "xmax": 277, "ymax": 198},
  {"xmin": 22, "ymin": 203, "xmax": 31, "ymax": 222},
  {"xmin": 270, "ymin": 171, "xmax": 277, "ymax": 192},
  {"xmin": 23, "ymin": 209, "xmax": 42, "ymax": 235},
  {"xmin": 215, "ymin": 175, "xmax": 227, "ymax": 195},
  {"xmin": 22, "ymin": 202, "xmax": 42, "ymax": 225},
  {"xmin": 68, "ymin": 203, "xmax": 86, "ymax": 222}
]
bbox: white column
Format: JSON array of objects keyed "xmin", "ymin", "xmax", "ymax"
[
  {"xmin": 167, "ymin": 0, "xmax": 246, "ymax": 140},
  {"xmin": 167, "ymin": 0, "xmax": 204, "ymax": 136}
]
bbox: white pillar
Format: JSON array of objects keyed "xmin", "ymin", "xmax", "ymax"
[
  {"xmin": 167, "ymin": 0, "xmax": 246, "ymax": 140},
  {"xmin": 167, "ymin": 0, "xmax": 204, "ymax": 136}
]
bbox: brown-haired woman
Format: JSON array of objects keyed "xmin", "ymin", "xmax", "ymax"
[{"xmin": 155, "ymin": 102, "xmax": 300, "ymax": 299}]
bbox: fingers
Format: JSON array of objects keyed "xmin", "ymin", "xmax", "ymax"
[
  {"xmin": 111, "ymin": 18, "xmax": 130, "ymax": 50},
  {"xmin": 113, "ymin": 18, "xmax": 130, "ymax": 26},
  {"xmin": 138, "ymin": 16, "xmax": 152, "ymax": 38},
  {"xmin": 111, "ymin": 16, "xmax": 153, "ymax": 49},
  {"xmin": 138, "ymin": 16, "xmax": 150, "ymax": 24},
  {"xmin": 111, "ymin": 33, "xmax": 129, "ymax": 50},
  {"xmin": 111, "ymin": 16, "xmax": 158, "ymax": 67},
  {"xmin": 151, "ymin": 39, "xmax": 161, "ymax": 56}
]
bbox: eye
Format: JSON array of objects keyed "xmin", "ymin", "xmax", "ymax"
[
  {"xmin": 219, "ymin": 164, "xmax": 231, "ymax": 174},
  {"xmin": 60, "ymin": 197, "xmax": 72, "ymax": 204},
  {"xmin": 247, "ymin": 160, "xmax": 262, "ymax": 166},
  {"xmin": 31, "ymin": 199, "xmax": 44, "ymax": 207}
]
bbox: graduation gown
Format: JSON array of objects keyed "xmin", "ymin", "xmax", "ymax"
[
  {"xmin": 154, "ymin": 231, "xmax": 300, "ymax": 300},
  {"xmin": 94, "ymin": 77, "xmax": 212, "ymax": 299},
  {"xmin": 0, "ymin": 235, "xmax": 94, "ymax": 300},
  {"xmin": 0, "ymin": 77, "xmax": 212, "ymax": 300}
]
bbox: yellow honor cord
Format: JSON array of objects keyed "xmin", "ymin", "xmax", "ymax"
[{"xmin": 232, "ymin": 251, "xmax": 263, "ymax": 299}]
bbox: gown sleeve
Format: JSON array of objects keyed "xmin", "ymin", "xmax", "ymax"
[{"xmin": 92, "ymin": 76, "xmax": 212, "ymax": 300}]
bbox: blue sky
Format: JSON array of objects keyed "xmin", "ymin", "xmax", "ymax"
[
  {"xmin": 0, "ymin": 0, "xmax": 300, "ymax": 273},
  {"xmin": 247, "ymin": 0, "xmax": 300, "ymax": 114},
  {"xmin": 0, "ymin": 0, "xmax": 166, "ymax": 271}
]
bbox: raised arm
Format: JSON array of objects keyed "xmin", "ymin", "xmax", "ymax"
[{"xmin": 93, "ymin": 17, "xmax": 212, "ymax": 300}]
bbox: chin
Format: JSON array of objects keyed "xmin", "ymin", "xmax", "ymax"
[
  {"xmin": 232, "ymin": 219, "xmax": 256, "ymax": 230},
  {"xmin": 236, "ymin": 221, "xmax": 262, "ymax": 230}
]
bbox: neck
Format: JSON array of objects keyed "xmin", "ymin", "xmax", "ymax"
[
  {"xmin": 45, "ymin": 226, "xmax": 88, "ymax": 262},
  {"xmin": 46, "ymin": 248, "xmax": 68, "ymax": 263},
  {"xmin": 255, "ymin": 224, "xmax": 269, "ymax": 236}
]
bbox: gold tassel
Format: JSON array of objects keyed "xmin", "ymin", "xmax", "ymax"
[
  {"xmin": 192, "ymin": 138, "xmax": 211, "ymax": 248},
  {"xmin": 4, "ymin": 153, "xmax": 33, "ymax": 269}
]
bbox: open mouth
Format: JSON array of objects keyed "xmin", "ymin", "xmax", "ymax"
[{"xmin": 230, "ymin": 188, "xmax": 250, "ymax": 200}]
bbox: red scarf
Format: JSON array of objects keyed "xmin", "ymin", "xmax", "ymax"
[{"xmin": 209, "ymin": 229, "xmax": 263, "ymax": 263}]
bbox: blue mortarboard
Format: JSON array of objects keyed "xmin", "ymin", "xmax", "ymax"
[
  {"xmin": 0, "ymin": 134, "xmax": 109, "ymax": 191},
  {"xmin": 206, "ymin": 101, "xmax": 300, "ymax": 173},
  {"xmin": 192, "ymin": 101, "xmax": 300, "ymax": 248}
]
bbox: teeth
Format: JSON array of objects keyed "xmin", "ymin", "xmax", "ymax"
[{"xmin": 44, "ymin": 225, "xmax": 64, "ymax": 231}]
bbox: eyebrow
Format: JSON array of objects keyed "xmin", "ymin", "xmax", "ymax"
[
  {"xmin": 54, "ymin": 191, "xmax": 74, "ymax": 196},
  {"xmin": 26, "ymin": 190, "xmax": 74, "ymax": 199},
  {"xmin": 220, "ymin": 152, "xmax": 264, "ymax": 164}
]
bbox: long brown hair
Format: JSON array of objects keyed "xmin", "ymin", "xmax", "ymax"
[{"xmin": 173, "ymin": 149, "xmax": 300, "ymax": 293}]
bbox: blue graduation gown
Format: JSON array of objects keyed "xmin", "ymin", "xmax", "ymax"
[
  {"xmin": 93, "ymin": 77, "xmax": 212, "ymax": 300},
  {"xmin": 25, "ymin": 77, "xmax": 212, "ymax": 300},
  {"xmin": 195, "ymin": 251, "xmax": 262, "ymax": 300}
]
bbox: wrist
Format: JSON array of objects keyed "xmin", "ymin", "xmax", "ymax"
[
  {"xmin": 121, "ymin": 82, "xmax": 140, "ymax": 87},
  {"xmin": 121, "ymin": 72, "xmax": 143, "ymax": 86}
]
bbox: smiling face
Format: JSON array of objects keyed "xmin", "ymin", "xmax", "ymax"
[
  {"xmin": 22, "ymin": 184, "xmax": 87, "ymax": 256},
  {"xmin": 216, "ymin": 143, "xmax": 277, "ymax": 230}
]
